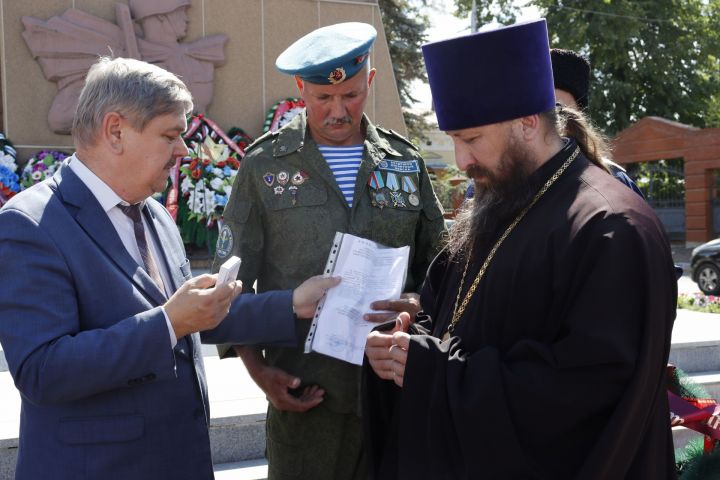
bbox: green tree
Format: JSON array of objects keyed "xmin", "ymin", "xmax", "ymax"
[
  {"xmin": 452, "ymin": 0, "xmax": 720, "ymax": 134},
  {"xmin": 626, "ymin": 158, "xmax": 685, "ymax": 207},
  {"xmin": 453, "ymin": 0, "xmax": 517, "ymax": 25},
  {"xmin": 378, "ymin": 0, "xmax": 431, "ymax": 141}
]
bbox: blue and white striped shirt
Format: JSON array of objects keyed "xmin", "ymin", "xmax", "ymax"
[{"xmin": 318, "ymin": 144, "xmax": 364, "ymax": 207}]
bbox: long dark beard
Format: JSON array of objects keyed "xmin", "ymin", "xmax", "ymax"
[{"xmin": 445, "ymin": 139, "xmax": 540, "ymax": 260}]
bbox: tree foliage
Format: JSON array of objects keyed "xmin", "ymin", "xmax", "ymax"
[
  {"xmin": 452, "ymin": 0, "xmax": 720, "ymax": 134},
  {"xmin": 378, "ymin": 0, "xmax": 431, "ymax": 141}
]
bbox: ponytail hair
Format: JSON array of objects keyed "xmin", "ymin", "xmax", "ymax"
[{"xmin": 543, "ymin": 104, "xmax": 612, "ymax": 174}]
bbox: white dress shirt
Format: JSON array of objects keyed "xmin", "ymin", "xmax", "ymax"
[{"xmin": 67, "ymin": 155, "xmax": 178, "ymax": 348}]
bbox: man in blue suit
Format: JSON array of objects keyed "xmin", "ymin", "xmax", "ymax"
[{"xmin": 0, "ymin": 57, "xmax": 338, "ymax": 479}]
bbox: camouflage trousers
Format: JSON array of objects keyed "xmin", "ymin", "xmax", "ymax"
[{"xmin": 266, "ymin": 403, "xmax": 366, "ymax": 480}]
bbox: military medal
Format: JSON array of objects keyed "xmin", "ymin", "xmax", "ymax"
[
  {"xmin": 292, "ymin": 171, "xmax": 307, "ymax": 185},
  {"xmin": 263, "ymin": 172, "xmax": 275, "ymax": 187},
  {"xmin": 385, "ymin": 172, "xmax": 400, "ymax": 191},
  {"xmin": 274, "ymin": 185, "xmax": 284, "ymax": 196},
  {"xmin": 402, "ymin": 176, "xmax": 419, "ymax": 206},
  {"xmin": 389, "ymin": 191, "xmax": 406, "ymax": 208},
  {"xmin": 289, "ymin": 185, "xmax": 298, "ymax": 205},
  {"xmin": 277, "ymin": 171, "xmax": 289, "ymax": 186},
  {"xmin": 368, "ymin": 171, "xmax": 385, "ymax": 190},
  {"xmin": 374, "ymin": 191, "xmax": 388, "ymax": 209},
  {"xmin": 367, "ymin": 167, "xmax": 389, "ymax": 209}
]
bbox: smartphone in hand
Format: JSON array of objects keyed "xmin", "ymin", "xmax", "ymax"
[{"xmin": 216, "ymin": 256, "xmax": 242, "ymax": 288}]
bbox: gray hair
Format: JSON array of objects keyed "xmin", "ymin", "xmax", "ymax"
[{"xmin": 72, "ymin": 57, "xmax": 193, "ymax": 147}]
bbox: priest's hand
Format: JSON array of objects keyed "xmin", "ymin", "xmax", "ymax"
[
  {"xmin": 389, "ymin": 332, "xmax": 410, "ymax": 387},
  {"xmin": 365, "ymin": 312, "xmax": 411, "ymax": 386},
  {"xmin": 292, "ymin": 275, "xmax": 341, "ymax": 318},
  {"xmin": 364, "ymin": 292, "xmax": 421, "ymax": 323}
]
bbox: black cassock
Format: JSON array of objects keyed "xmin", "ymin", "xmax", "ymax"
[{"xmin": 363, "ymin": 140, "xmax": 678, "ymax": 479}]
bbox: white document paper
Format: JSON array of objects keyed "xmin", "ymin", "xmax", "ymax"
[{"xmin": 304, "ymin": 232, "xmax": 410, "ymax": 365}]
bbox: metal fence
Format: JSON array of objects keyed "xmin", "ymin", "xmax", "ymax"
[{"xmin": 626, "ymin": 160, "xmax": 685, "ymax": 239}]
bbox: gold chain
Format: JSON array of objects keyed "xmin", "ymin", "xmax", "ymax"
[{"xmin": 446, "ymin": 147, "xmax": 580, "ymax": 337}]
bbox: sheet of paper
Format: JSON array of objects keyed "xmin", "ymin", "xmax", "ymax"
[{"xmin": 311, "ymin": 234, "xmax": 409, "ymax": 365}]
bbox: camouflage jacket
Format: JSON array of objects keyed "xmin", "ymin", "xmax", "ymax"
[{"xmin": 213, "ymin": 112, "xmax": 445, "ymax": 413}]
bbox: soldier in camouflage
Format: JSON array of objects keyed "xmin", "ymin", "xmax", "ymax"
[{"xmin": 213, "ymin": 22, "xmax": 445, "ymax": 480}]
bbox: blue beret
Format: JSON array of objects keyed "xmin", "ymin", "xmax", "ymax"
[
  {"xmin": 276, "ymin": 22, "xmax": 377, "ymax": 85},
  {"xmin": 422, "ymin": 19, "xmax": 556, "ymax": 131}
]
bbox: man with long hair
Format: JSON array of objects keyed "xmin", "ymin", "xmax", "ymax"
[
  {"xmin": 363, "ymin": 20, "xmax": 677, "ymax": 479},
  {"xmin": 551, "ymin": 48, "xmax": 644, "ymax": 197}
]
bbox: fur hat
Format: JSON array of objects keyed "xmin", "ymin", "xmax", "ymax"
[{"xmin": 550, "ymin": 48, "xmax": 591, "ymax": 110}]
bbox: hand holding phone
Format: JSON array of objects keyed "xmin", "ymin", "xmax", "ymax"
[{"xmin": 216, "ymin": 256, "xmax": 242, "ymax": 288}]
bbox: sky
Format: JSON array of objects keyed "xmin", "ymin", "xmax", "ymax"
[{"xmin": 411, "ymin": 0, "xmax": 541, "ymax": 116}]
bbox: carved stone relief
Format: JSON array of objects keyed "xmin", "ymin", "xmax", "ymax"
[{"xmin": 22, "ymin": 0, "xmax": 227, "ymax": 134}]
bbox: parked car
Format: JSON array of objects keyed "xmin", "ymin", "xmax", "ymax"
[{"xmin": 691, "ymin": 238, "xmax": 720, "ymax": 295}]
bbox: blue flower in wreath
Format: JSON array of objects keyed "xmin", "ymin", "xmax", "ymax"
[
  {"xmin": 223, "ymin": 166, "xmax": 232, "ymax": 177},
  {"xmin": 215, "ymin": 194, "xmax": 228, "ymax": 207},
  {"xmin": 0, "ymin": 165, "xmax": 21, "ymax": 193},
  {"xmin": 205, "ymin": 165, "xmax": 214, "ymax": 173}
]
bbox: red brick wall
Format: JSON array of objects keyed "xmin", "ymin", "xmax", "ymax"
[{"xmin": 612, "ymin": 117, "xmax": 720, "ymax": 243}]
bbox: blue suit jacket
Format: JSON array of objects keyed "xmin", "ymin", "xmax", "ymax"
[{"xmin": 0, "ymin": 164, "xmax": 296, "ymax": 479}]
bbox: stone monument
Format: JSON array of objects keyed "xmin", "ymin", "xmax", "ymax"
[{"xmin": 21, "ymin": 0, "xmax": 227, "ymax": 134}]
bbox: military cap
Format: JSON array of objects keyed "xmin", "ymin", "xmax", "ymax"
[
  {"xmin": 551, "ymin": 48, "xmax": 591, "ymax": 110},
  {"xmin": 275, "ymin": 22, "xmax": 377, "ymax": 85},
  {"xmin": 422, "ymin": 19, "xmax": 556, "ymax": 131},
  {"xmin": 129, "ymin": 0, "xmax": 191, "ymax": 20}
]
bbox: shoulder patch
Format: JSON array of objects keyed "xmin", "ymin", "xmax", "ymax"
[
  {"xmin": 377, "ymin": 126, "xmax": 419, "ymax": 152},
  {"xmin": 215, "ymin": 224, "xmax": 234, "ymax": 259},
  {"xmin": 244, "ymin": 130, "xmax": 278, "ymax": 155}
]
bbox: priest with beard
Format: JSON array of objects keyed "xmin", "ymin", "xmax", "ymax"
[{"xmin": 362, "ymin": 19, "xmax": 678, "ymax": 480}]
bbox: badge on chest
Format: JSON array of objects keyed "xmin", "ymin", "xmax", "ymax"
[
  {"xmin": 263, "ymin": 170, "xmax": 310, "ymax": 206},
  {"xmin": 367, "ymin": 161, "xmax": 420, "ymax": 209}
]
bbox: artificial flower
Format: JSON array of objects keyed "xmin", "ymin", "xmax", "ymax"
[{"xmin": 20, "ymin": 150, "xmax": 68, "ymax": 189}]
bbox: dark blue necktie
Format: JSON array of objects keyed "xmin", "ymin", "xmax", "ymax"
[{"xmin": 118, "ymin": 203, "xmax": 166, "ymax": 296}]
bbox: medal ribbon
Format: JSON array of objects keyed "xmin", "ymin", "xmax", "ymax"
[
  {"xmin": 386, "ymin": 172, "xmax": 400, "ymax": 191},
  {"xmin": 368, "ymin": 172, "xmax": 378, "ymax": 190},
  {"xmin": 402, "ymin": 176, "xmax": 417, "ymax": 193},
  {"xmin": 368, "ymin": 171, "xmax": 385, "ymax": 190}
]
